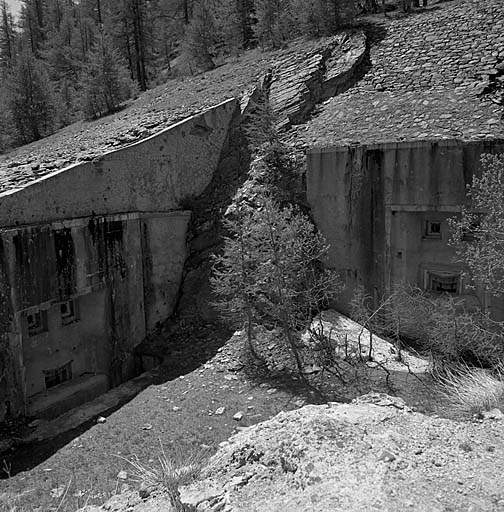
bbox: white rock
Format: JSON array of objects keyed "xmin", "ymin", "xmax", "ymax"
[{"xmin": 483, "ymin": 408, "xmax": 504, "ymax": 420}]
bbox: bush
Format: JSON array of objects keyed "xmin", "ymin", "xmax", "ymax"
[
  {"xmin": 438, "ymin": 365, "xmax": 504, "ymax": 419},
  {"xmin": 350, "ymin": 283, "xmax": 504, "ymax": 369}
]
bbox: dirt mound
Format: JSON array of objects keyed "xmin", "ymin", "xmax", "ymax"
[
  {"xmin": 178, "ymin": 396, "xmax": 504, "ymax": 511},
  {"xmin": 83, "ymin": 394, "xmax": 504, "ymax": 511}
]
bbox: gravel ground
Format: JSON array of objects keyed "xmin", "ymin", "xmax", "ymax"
[{"xmin": 0, "ymin": 323, "xmax": 438, "ymax": 512}]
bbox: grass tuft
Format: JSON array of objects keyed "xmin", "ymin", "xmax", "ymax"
[
  {"xmin": 437, "ymin": 364, "xmax": 504, "ymax": 420},
  {"xmin": 120, "ymin": 441, "xmax": 210, "ymax": 511}
]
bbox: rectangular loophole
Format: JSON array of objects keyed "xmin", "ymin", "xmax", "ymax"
[
  {"xmin": 60, "ymin": 299, "xmax": 78, "ymax": 325},
  {"xmin": 424, "ymin": 221, "xmax": 442, "ymax": 239},
  {"xmin": 43, "ymin": 361, "xmax": 73, "ymax": 389},
  {"xmin": 424, "ymin": 270, "xmax": 461, "ymax": 294},
  {"xmin": 26, "ymin": 309, "xmax": 48, "ymax": 337}
]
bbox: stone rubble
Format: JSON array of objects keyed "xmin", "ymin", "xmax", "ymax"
[
  {"xmin": 269, "ymin": 30, "xmax": 367, "ymax": 129},
  {"xmin": 306, "ymin": 0, "xmax": 504, "ymax": 146}
]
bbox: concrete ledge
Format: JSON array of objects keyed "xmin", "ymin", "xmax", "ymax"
[
  {"xmin": 25, "ymin": 371, "xmax": 155, "ymax": 443},
  {"xmin": 27, "ymin": 374, "xmax": 109, "ymax": 420},
  {"xmin": 307, "ymin": 137, "xmax": 504, "ymax": 154}
]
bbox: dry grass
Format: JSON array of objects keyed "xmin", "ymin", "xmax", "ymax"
[
  {"xmin": 438, "ymin": 365, "xmax": 504, "ymax": 420},
  {"xmin": 121, "ymin": 442, "xmax": 210, "ymax": 510}
]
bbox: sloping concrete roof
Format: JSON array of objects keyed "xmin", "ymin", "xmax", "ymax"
[
  {"xmin": 0, "ymin": 100, "xmax": 237, "ymax": 227},
  {"xmin": 0, "ymin": 49, "xmax": 272, "ymax": 194},
  {"xmin": 0, "ymin": 36, "xmax": 339, "ymax": 196},
  {"xmin": 306, "ymin": 0, "xmax": 504, "ymax": 147}
]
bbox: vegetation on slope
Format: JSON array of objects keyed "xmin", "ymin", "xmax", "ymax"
[{"xmin": 0, "ymin": 0, "xmax": 360, "ymax": 151}]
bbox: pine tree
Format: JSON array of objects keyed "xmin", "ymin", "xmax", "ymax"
[
  {"xmin": 7, "ymin": 49, "xmax": 57, "ymax": 144},
  {"xmin": 182, "ymin": 0, "xmax": 216, "ymax": 72},
  {"xmin": 212, "ymin": 192, "xmax": 341, "ymax": 371},
  {"xmin": 80, "ymin": 32, "xmax": 137, "ymax": 119}
]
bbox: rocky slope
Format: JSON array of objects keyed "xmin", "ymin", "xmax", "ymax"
[
  {"xmin": 0, "ymin": 32, "xmax": 366, "ymax": 196},
  {"xmin": 81, "ymin": 394, "xmax": 504, "ymax": 512},
  {"xmin": 306, "ymin": 0, "xmax": 504, "ymax": 146}
]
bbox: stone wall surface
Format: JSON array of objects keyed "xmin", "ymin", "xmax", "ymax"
[
  {"xmin": 0, "ymin": 100, "xmax": 237, "ymax": 227},
  {"xmin": 306, "ymin": 0, "xmax": 504, "ymax": 146}
]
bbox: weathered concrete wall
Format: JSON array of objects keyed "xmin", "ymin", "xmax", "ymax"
[
  {"xmin": 142, "ymin": 212, "xmax": 190, "ymax": 330},
  {"xmin": 0, "ymin": 99, "xmax": 237, "ymax": 227},
  {"xmin": 0, "ymin": 238, "xmax": 22, "ymax": 421},
  {"xmin": 0, "ymin": 210, "xmax": 191, "ymax": 421},
  {"xmin": 307, "ymin": 139, "xmax": 504, "ymax": 313},
  {"xmin": 0, "ymin": 99, "xmax": 234, "ymax": 422}
]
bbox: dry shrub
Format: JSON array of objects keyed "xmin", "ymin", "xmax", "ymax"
[
  {"xmin": 438, "ymin": 365, "xmax": 504, "ymax": 419},
  {"xmin": 351, "ymin": 283, "xmax": 504, "ymax": 369}
]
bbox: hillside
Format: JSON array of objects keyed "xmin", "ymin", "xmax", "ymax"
[
  {"xmin": 305, "ymin": 0, "xmax": 504, "ymax": 145},
  {"xmin": 2, "ymin": 1, "xmax": 504, "ymax": 196}
]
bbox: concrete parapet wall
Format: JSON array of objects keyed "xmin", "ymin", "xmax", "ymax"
[{"xmin": 0, "ymin": 99, "xmax": 237, "ymax": 228}]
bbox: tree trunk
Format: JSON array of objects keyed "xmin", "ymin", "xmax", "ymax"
[
  {"xmin": 131, "ymin": 0, "xmax": 147, "ymax": 90},
  {"xmin": 97, "ymin": 0, "xmax": 102, "ymax": 25}
]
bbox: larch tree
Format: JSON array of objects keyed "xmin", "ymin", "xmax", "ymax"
[
  {"xmin": 80, "ymin": 32, "xmax": 137, "ymax": 119},
  {"xmin": 7, "ymin": 49, "xmax": 56, "ymax": 143}
]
